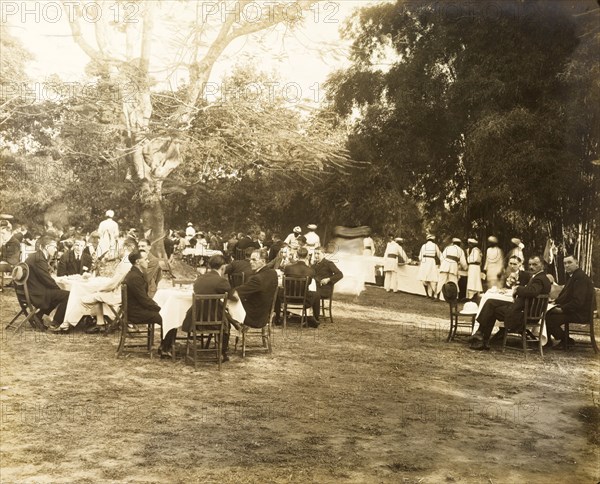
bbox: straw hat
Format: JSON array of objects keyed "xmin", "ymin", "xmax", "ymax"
[
  {"xmin": 307, "ymin": 224, "xmax": 317, "ymax": 230},
  {"xmin": 459, "ymin": 302, "xmax": 479, "ymax": 315},
  {"xmin": 105, "ymin": 210, "xmax": 114, "ymax": 218},
  {"xmin": 293, "ymin": 226, "xmax": 302, "ymax": 233},
  {"xmin": 487, "ymin": 236, "xmax": 498, "ymax": 244}
]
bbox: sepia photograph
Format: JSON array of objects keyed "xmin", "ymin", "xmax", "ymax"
[{"xmin": 0, "ymin": 1, "xmax": 598, "ymax": 482}]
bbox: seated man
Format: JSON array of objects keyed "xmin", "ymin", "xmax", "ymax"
[
  {"xmin": 138, "ymin": 238, "xmax": 162, "ymax": 298},
  {"xmin": 25, "ymin": 236, "xmax": 71, "ymax": 332},
  {"xmin": 502, "ymin": 255, "xmax": 531, "ymax": 289},
  {"xmin": 57, "ymin": 238, "xmax": 92, "ymax": 276},
  {"xmin": 236, "ymin": 250, "xmax": 279, "ymax": 329},
  {"xmin": 470, "ymin": 255, "xmax": 551, "ymax": 350},
  {"xmin": 312, "ymin": 246, "xmax": 344, "ymax": 300},
  {"xmin": 179, "ymin": 255, "xmax": 233, "ymax": 362},
  {"xmin": 545, "ymin": 255, "xmax": 595, "ymax": 348},
  {"xmin": 224, "ymin": 247, "xmax": 254, "ymax": 287},
  {"xmin": 275, "ymin": 247, "xmax": 320, "ymax": 327},
  {"xmin": 123, "ymin": 252, "xmax": 167, "ymax": 355}
]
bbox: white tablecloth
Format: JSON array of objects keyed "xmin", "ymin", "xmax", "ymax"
[
  {"xmin": 473, "ymin": 290, "xmax": 550, "ymax": 345},
  {"xmin": 181, "ymin": 247, "xmax": 222, "ymax": 257},
  {"xmin": 55, "ymin": 276, "xmax": 112, "ymax": 325},
  {"xmin": 153, "ymin": 288, "xmax": 245, "ymax": 337},
  {"xmin": 359, "ymin": 255, "xmax": 429, "ymax": 296}
]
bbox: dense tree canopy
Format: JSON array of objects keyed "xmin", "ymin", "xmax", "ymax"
[{"xmin": 326, "ymin": 0, "xmax": 599, "ymax": 274}]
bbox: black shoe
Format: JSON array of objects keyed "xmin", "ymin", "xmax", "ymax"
[
  {"xmin": 222, "ymin": 353, "xmax": 230, "ymax": 363},
  {"xmin": 157, "ymin": 347, "xmax": 173, "ymax": 359},
  {"xmin": 469, "ymin": 340, "xmax": 490, "ymax": 351},
  {"xmin": 48, "ymin": 325, "xmax": 70, "ymax": 334},
  {"xmin": 553, "ymin": 337, "xmax": 576, "ymax": 350},
  {"xmin": 307, "ymin": 317, "xmax": 320, "ymax": 328},
  {"xmin": 272, "ymin": 316, "xmax": 282, "ymax": 326}
]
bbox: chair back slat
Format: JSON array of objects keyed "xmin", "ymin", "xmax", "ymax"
[
  {"xmin": 283, "ymin": 276, "xmax": 309, "ymax": 301},
  {"xmin": 234, "ymin": 248, "xmax": 245, "ymax": 261},
  {"xmin": 524, "ymin": 294, "xmax": 549, "ymax": 323},
  {"xmin": 228, "ymin": 272, "xmax": 245, "ymax": 289},
  {"xmin": 192, "ymin": 294, "xmax": 228, "ymax": 328}
]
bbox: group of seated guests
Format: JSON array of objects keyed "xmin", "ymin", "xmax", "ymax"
[
  {"xmin": 21, "ymin": 229, "xmax": 343, "ymax": 363},
  {"xmin": 469, "ymin": 254, "xmax": 595, "ymax": 351}
]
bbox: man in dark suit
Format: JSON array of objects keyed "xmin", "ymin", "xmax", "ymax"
[
  {"xmin": 57, "ymin": 239, "xmax": 92, "ymax": 276},
  {"xmin": 545, "ymin": 255, "xmax": 595, "ymax": 348},
  {"xmin": 123, "ymin": 252, "xmax": 167, "ymax": 354},
  {"xmin": 236, "ymin": 250, "xmax": 278, "ymax": 329},
  {"xmin": 25, "ymin": 236, "xmax": 70, "ymax": 331},
  {"xmin": 471, "ymin": 255, "xmax": 551, "ymax": 350},
  {"xmin": 224, "ymin": 247, "xmax": 254, "ymax": 287},
  {"xmin": 312, "ymin": 247, "xmax": 344, "ymax": 299},
  {"xmin": 180, "ymin": 254, "xmax": 233, "ymax": 361},
  {"xmin": 268, "ymin": 233, "xmax": 284, "ymax": 262},
  {"xmin": 278, "ymin": 247, "xmax": 320, "ymax": 327},
  {"xmin": 138, "ymin": 239, "xmax": 162, "ymax": 298}
]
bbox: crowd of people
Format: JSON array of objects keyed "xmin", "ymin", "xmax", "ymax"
[
  {"xmin": 0, "ymin": 214, "xmax": 594, "ymax": 358},
  {"xmin": 0, "ymin": 215, "xmax": 344, "ymax": 363}
]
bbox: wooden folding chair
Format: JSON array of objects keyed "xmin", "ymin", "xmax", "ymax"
[
  {"xmin": 116, "ymin": 284, "xmax": 156, "ymax": 358},
  {"xmin": 501, "ymin": 294, "xmax": 549, "ymax": 357},
  {"xmin": 185, "ymin": 294, "xmax": 228, "ymax": 370},
  {"xmin": 282, "ymin": 275, "xmax": 310, "ymax": 330},
  {"xmin": 5, "ymin": 263, "xmax": 46, "ymax": 332}
]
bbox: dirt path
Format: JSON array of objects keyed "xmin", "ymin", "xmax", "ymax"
[{"xmin": 1, "ymin": 288, "xmax": 598, "ymax": 483}]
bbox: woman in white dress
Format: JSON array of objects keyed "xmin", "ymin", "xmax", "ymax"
[
  {"xmin": 484, "ymin": 236, "xmax": 504, "ymax": 289},
  {"xmin": 466, "ymin": 238, "xmax": 483, "ymax": 299}
]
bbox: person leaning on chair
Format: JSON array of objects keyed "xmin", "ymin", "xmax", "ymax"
[
  {"xmin": 26, "ymin": 236, "xmax": 70, "ymax": 331},
  {"xmin": 545, "ymin": 255, "xmax": 595, "ymax": 349},
  {"xmin": 470, "ymin": 255, "xmax": 551, "ymax": 351}
]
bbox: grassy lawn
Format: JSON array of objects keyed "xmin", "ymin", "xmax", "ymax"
[{"xmin": 0, "ymin": 285, "xmax": 598, "ymax": 483}]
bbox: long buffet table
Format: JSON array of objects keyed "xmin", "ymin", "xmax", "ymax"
[{"xmin": 330, "ymin": 254, "xmax": 428, "ymax": 297}]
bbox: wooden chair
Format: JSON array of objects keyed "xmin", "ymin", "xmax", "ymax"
[
  {"xmin": 234, "ymin": 286, "xmax": 278, "ymax": 358},
  {"xmin": 442, "ymin": 282, "xmax": 475, "ymax": 341},
  {"xmin": 5, "ymin": 263, "xmax": 46, "ymax": 332},
  {"xmin": 319, "ymin": 288, "xmax": 335, "ymax": 324},
  {"xmin": 185, "ymin": 294, "xmax": 228, "ymax": 370},
  {"xmin": 563, "ymin": 286, "xmax": 598, "ymax": 353},
  {"xmin": 282, "ymin": 275, "xmax": 310, "ymax": 330},
  {"xmin": 501, "ymin": 294, "xmax": 549, "ymax": 357},
  {"xmin": 116, "ymin": 284, "xmax": 156, "ymax": 358},
  {"xmin": 228, "ymin": 272, "xmax": 245, "ymax": 289}
]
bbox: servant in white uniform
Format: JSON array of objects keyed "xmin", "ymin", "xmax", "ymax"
[{"xmin": 418, "ymin": 234, "xmax": 441, "ymax": 298}]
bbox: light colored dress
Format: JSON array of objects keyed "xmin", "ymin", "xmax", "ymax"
[
  {"xmin": 437, "ymin": 244, "xmax": 467, "ymax": 290},
  {"xmin": 466, "ymin": 247, "xmax": 483, "ymax": 298},
  {"xmin": 98, "ymin": 218, "xmax": 119, "ymax": 260},
  {"xmin": 484, "ymin": 246, "xmax": 504, "ymax": 287}
]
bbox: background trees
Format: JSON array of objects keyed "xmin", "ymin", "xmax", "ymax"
[{"xmin": 325, "ymin": 0, "xmax": 599, "ymax": 277}]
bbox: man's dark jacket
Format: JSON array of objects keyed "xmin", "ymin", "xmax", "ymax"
[
  {"xmin": 313, "ymin": 258, "xmax": 343, "ymax": 298},
  {"xmin": 554, "ymin": 268, "xmax": 595, "ymax": 322},
  {"xmin": 236, "ymin": 266, "xmax": 278, "ymax": 328},
  {"xmin": 123, "ymin": 266, "xmax": 161, "ymax": 323},
  {"xmin": 182, "ymin": 270, "xmax": 231, "ymax": 333}
]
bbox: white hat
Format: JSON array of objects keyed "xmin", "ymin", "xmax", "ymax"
[
  {"xmin": 511, "ymin": 237, "xmax": 522, "ymax": 246},
  {"xmin": 187, "ymin": 222, "xmax": 193, "ymax": 227},
  {"xmin": 487, "ymin": 236, "xmax": 498, "ymax": 244},
  {"xmin": 105, "ymin": 210, "xmax": 114, "ymax": 218},
  {"xmin": 467, "ymin": 238, "xmax": 478, "ymax": 244},
  {"xmin": 293, "ymin": 226, "xmax": 302, "ymax": 233},
  {"xmin": 307, "ymin": 224, "xmax": 317, "ymax": 230},
  {"xmin": 395, "ymin": 237, "xmax": 404, "ymax": 243},
  {"xmin": 452, "ymin": 237, "xmax": 462, "ymax": 244},
  {"xmin": 459, "ymin": 302, "xmax": 479, "ymax": 315},
  {"xmin": 426, "ymin": 234, "xmax": 435, "ymax": 241}
]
